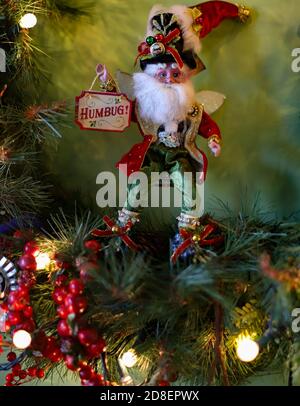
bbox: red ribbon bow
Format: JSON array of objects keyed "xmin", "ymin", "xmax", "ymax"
[
  {"xmin": 171, "ymin": 223, "xmax": 224, "ymax": 264},
  {"xmin": 91, "ymin": 215, "xmax": 140, "ymax": 252},
  {"xmin": 136, "ymin": 28, "xmax": 184, "ymax": 69}
]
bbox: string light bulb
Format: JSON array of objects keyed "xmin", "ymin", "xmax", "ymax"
[
  {"xmin": 13, "ymin": 330, "xmax": 32, "ymax": 349},
  {"xmin": 236, "ymin": 335, "xmax": 259, "ymax": 362},
  {"xmin": 19, "ymin": 13, "xmax": 37, "ymax": 29},
  {"xmin": 35, "ymin": 253, "xmax": 51, "ymax": 270},
  {"xmin": 121, "ymin": 350, "xmax": 138, "ymax": 368}
]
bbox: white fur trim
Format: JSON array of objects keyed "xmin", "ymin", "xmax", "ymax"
[{"xmin": 146, "ymin": 4, "xmax": 201, "ymax": 54}]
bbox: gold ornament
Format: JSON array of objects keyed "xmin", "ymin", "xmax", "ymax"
[
  {"xmin": 238, "ymin": 5, "xmax": 251, "ymax": 23},
  {"xmin": 192, "ymin": 234, "xmax": 201, "ymax": 243},
  {"xmin": 190, "ymin": 7, "xmax": 203, "ymax": 34}
]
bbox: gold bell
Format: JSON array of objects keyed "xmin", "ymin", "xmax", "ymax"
[
  {"xmin": 192, "ymin": 234, "xmax": 201, "ymax": 243},
  {"xmin": 112, "ymin": 225, "xmax": 120, "ymax": 233}
]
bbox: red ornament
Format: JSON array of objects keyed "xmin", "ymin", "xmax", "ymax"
[
  {"xmin": 84, "ymin": 240, "xmax": 101, "ymax": 253},
  {"xmin": 23, "ymin": 241, "xmax": 39, "ymax": 257},
  {"xmin": 78, "ymin": 328, "xmax": 98, "ymax": 347},
  {"xmin": 155, "ymin": 34, "xmax": 164, "ymax": 42},
  {"xmin": 57, "ymin": 319, "xmax": 72, "ymax": 337},
  {"xmin": 18, "ymin": 254, "xmax": 37, "ymax": 271},
  {"xmin": 68, "ymin": 279, "xmax": 84, "ymax": 296}
]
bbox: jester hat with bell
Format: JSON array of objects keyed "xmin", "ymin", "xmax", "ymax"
[{"xmin": 136, "ymin": 1, "xmax": 250, "ymax": 74}]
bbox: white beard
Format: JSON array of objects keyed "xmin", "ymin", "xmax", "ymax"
[{"xmin": 133, "ymin": 72, "xmax": 196, "ymax": 133}]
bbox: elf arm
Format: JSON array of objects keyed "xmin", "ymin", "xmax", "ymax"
[{"xmin": 198, "ymin": 111, "xmax": 222, "ymax": 157}]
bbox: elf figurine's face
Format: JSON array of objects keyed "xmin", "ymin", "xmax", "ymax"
[{"xmin": 154, "ymin": 63, "xmax": 186, "ymax": 84}]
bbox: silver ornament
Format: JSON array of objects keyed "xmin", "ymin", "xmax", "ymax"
[
  {"xmin": 150, "ymin": 42, "xmax": 165, "ymax": 56},
  {"xmin": 0, "ymin": 256, "xmax": 18, "ymax": 302}
]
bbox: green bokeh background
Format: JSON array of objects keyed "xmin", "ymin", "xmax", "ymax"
[
  {"xmin": 41, "ymin": 0, "xmax": 300, "ymax": 221},
  {"xmin": 1, "ymin": 0, "xmax": 299, "ymax": 386}
]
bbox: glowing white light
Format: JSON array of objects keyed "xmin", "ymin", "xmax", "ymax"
[
  {"xmin": 236, "ymin": 336, "xmax": 259, "ymax": 362},
  {"xmin": 13, "ymin": 330, "xmax": 32, "ymax": 349},
  {"xmin": 19, "ymin": 13, "xmax": 37, "ymax": 29},
  {"xmin": 35, "ymin": 253, "xmax": 51, "ymax": 270},
  {"xmin": 121, "ymin": 350, "xmax": 137, "ymax": 368}
]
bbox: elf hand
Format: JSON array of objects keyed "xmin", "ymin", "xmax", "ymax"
[{"xmin": 208, "ymin": 137, "xmax": 221, "ymax": 157}]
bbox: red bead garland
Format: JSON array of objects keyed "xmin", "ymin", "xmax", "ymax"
[{"xmin": 54, "ymin": 273, "xmax": 108, "ymax": 386}]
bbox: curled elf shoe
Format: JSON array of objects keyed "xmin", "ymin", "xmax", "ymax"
[
  {"xmin": 91, "ymin": 214, "xmax": 140, "ymax": 252},
  {"xmin": 171, "ymin": 222, "xmax": 224, "ymax": 264}
]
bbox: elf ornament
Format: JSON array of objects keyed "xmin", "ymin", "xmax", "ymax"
[{"xmin": 92, "ymin": 1, "xmax": 250, "ymax": 256}]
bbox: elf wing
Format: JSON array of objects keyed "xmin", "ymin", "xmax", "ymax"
[
  {"xmin": 196, "ymin": 90, "xmax": 226, "ymax": 115},
  {"xmin": 115, "ymin": 70, "xmax": 134, "ymax": 101}
]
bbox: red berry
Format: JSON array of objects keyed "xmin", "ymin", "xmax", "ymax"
[
  {"xmin": 52, "ymin": 286, "xmax": 68, "ymax": 305},
  {"xmin": 158, "ymin": 380, "xmax": 170, "ymax": 386},
  {"xmin": 6, "ymin": 351, "xmax": 17, "ymax": 362},
  {"xmin": 57, "ymin": 319, "xmax": 72, "ymax": 337},
  {"xmin": 49, "ymin": 349, "xmax": 63, "ymax": 363},
  {"xmin": 78, "ymin": 328, "xmax": 98, "ymax": 347},
  {"xmin": 68, "ymin": 279, "xmax": 84, "ymax": 296},
  {"xmin": 18, "ymin": 370, "xmax": 27, "ymax": 379},
  {"xmin": 57, "ymin": 305, "xmax": 69, "ymax": 319},
  {"xmin": 5, "ymin": 373, "xmax": 14, "ymax": 383},
  {"xmin": 27, "ymin": 366, "xmax": 37, "ymax": 377},
  {"xmin": 155, "ymin": 34, "xmax": 164, "ymax": 42},
  {"xmin": 36, "ymin": 368, "xmax": 45, "ymax": 379},
  {"xmin": 18, "ymin": 254, "xmax": 37, "ymax": 271},
  {"xmin": 18, "ymin": 319, "xmax": 35, "ymax": 332},
  {"xmin": 64, "ymin": 354, "xmax": 79, "ymax": 371},
  {"xmin": 13, "ymin": 230, "xmax": 23, "ymax": 239},
  {"xmin": 79, "ymin": 365, "xmax": 93, "ymax": 380},
  {"xmin": 84, "ymin": 240, "xmax": 101, "ymax": 253},
  {"xmin": 55, "ymin": 275, "xmax": 68, "ymax": 287},
  {"xmin": 16, "ymin": 285, "xmax": 29, "ymax": 298},
  {"xmin": 1, "ymin": 302, "xmax": 8, "ymax": 311},
  {"xmin": 87, "ymin": 338, "xmax": 106, "ymax": 357},
  {"xmin": 23, "ymin": 241, "xmax": 39, "ymax": 257},
  {"xmin": 8, "ymin": 311, "xmax": 22, "ymax": 325},
  {"xmin": 23, "ymin": 306, "xmax": 33, "ymax": 318},
  {"xmin": 76, "ymin": 296, "xmax": 88, "ymax": 314},
  {"xmin": 12, "ymin": 364, "xmax": 21, "ymax": 374},
  {"xmin": 65, "ymin": 295, "xmax": 87, "ymax": 315}
]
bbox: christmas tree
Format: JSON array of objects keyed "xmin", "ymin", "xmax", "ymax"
[{"xmin": 0, "ymin": 0, "xmax": 300, "ymax": 388}]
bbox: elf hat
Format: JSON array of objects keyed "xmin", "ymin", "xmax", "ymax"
[{"xmin": 136, "ymin": 1, "xmax": 250, "ymax": 72}]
